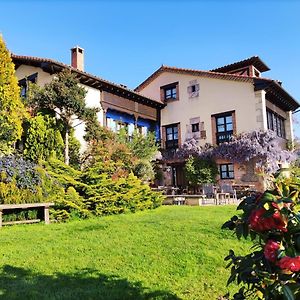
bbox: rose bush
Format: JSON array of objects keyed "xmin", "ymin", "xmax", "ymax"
[{"xmin": 222, "ymin": 177, "xmax": 300, "ymax": 299}]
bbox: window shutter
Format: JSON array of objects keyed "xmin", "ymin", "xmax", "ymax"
[
  {"xmin": 200, "ymin": 121, "xmax": 204, "ymax": 131},
  {"xmin": 161, "ymin": 126, "xmax": 166, "ymax": 149},
  {"xmin": 177, "ymin": 123, "xmax": 181, "ymax": 146},
  {"xmin": 186, "ymin": 124, "xmax": 192, "ymax": 133},
  {"xmin": 176, "ymin": 84, "xmax": 179, "ymax": 100},
  {"xmin": 160, "ymin": 88, "xmax": 165, "ymax": 101}
]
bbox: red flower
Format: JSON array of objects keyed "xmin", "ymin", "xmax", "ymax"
[
  {"xmin": 264, "ymin": 240, "xmax": 280, "ymax": 262},
  {"xmin": 249, "ymin": 208, "xmax": 287, "ymax": 232},
  {"xmin": 277, "ymin": 256, "xmax": 300, "ymax": 272}
]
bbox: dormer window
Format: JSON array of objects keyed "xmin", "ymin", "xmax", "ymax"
[{"xmin": 160, "ymin": 82, "xmax": 179, "ymax": 102}]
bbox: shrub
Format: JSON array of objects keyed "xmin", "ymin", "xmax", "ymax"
[
  {"xmin": 84, "ymin": 173, "xmax": 164, "ymax": 216},
  {"xmin": 43, "ymin": 157, "xmax": 163, "ymax": 220},
  {"xmin": 185, "ymin": 156, "xmax": 218, "ymax": 188},
  {"xmin": 0, "ymin": 154, "xmax": 163, "ymax": 222},
  {"xmin": 0, "ymin": 155, "xmax": 41, "ymax": 191},
  {"xmin": 82, "ymin": 139, "xmax": 136, "ymax": 179},
  {"xmin": 23, "ymin": 114, "xmax": 64, "ymax": 162},
  {"xmin": 222, "ymin": 176, "xmax": 300, "ymax": 299},
  {"xmin": 68, "ymin": 131, "xmax": 81, "ymax": 170},
  {"xmin": 51, "ymin": 186, "xmax": 90, "ymax": 222},
  {"xmin": 133, "ymin": 159, "xmax": 155, "ymax": 182}
]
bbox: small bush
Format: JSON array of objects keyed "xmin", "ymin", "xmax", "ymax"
[
  {"xmin": 0, "ymin": 155, "xmax": 41, "ymax": 191},
  {"xmin": 84, "ymin": 173, "xmax": 164, "ymax": 216}
]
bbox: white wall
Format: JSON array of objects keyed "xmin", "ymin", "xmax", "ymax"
[
  {"xmin": 74, "ymin": 85, "xmax": 103, "ymax": 153},
  {"xmin": 15, "ymin": 65, "xmax": 55, "ymax": 86},
  {"xmin": 15, "ymin": 65, "xmax": 104, "ymax": 153}
]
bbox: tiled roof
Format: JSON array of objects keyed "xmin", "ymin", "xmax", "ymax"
[
  {"xmin": 135, "ymin": 65, "xmax": 268, "ymax": 92},
  {"xmin": 135, "ymin": 65, "xmax": 299, "ymax": 111},
  {"xmin": 210, "ymin": 56, "xmax": 270, "ymax": 73},
  {"xmin": 11, "ymin": 54, "xmax": 165, "ymax": 108}
]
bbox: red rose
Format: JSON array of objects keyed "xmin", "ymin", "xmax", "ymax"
[
  {"xmin": 249, "ymin": 208, "xmax": 265, "ymax": 231},
  {"xmin": 249, "ymin": 208, "xmax": 287, "ymax": 232},
  {"xmin": 264, "ymin": 240, "xmax": 280, "ymax": 262},
  {"xmin": 277, "ymin": 256, "xmax": 300, "ymax": 272}
]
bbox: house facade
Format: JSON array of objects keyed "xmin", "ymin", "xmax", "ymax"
[
  {"xmin": 12, "ymin": 47, "xmax": 164, "ymax": 152},
  {"xmin": 12, "ymin": 50, "xmax": 299, "ymax": 192},
  {"xmin": 135, "ymin": 57, "xmax": 299, "ymax": 191}
]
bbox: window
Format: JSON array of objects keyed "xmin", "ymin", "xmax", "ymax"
[
  {"xmin": 18, "ymin": 72, "xmax": 38, "ymax": 98},
  {"xmin": 116, "ymin": 121, "xmax": 129, "ymax": 134},
  {"xmin": 161, "ymin": 82, "xmax": 178, "ymax": 101},
  {"xmin": 165, "ymin": 86, "xmax": 177, "ymax": 100},
  {"xmin": 215, "ymin": 113, "xmax": 233, "ymax": 144},
  {"xmin": 187, "ymin": 81, "xmax": 199, "ymax": 98},
  {"xmin": 20, "ymin": 86, "xmax": 27, "ymax": 98},
  {"xmin": 266, "ymin": 109, "xmax": 285, "ymax": 138},
  {"xmin": 220, "ymin": 163, "xmax": 234, "ymax": 179},
  {"xmin": 165, "ymin": 124, "xmax": 179, "ymax": 149},
  {"xmin": 106, "ymin": 118, "xmax": 129, "ymax": 133},
  {"xmin": 191, "ymin": 123, "xmax": 199, "ymax": 132}
]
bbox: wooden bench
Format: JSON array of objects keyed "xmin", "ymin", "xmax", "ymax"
[{"xmin": 0, "ymin": 203, "xmax": 54, "ymax": 227}]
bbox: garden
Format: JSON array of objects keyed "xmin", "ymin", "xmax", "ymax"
[
  {"xmin": 2, "ymin": 33, "xmax": 300, "ymax": 300},
  {"xmin": 0, "ymin": 205, "xmax": 251, "ymax": 300}
]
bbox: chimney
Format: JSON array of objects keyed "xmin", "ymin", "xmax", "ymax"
[{"xmin": 71, "ymin": 46, "xmax": 84, "ymax": 71}]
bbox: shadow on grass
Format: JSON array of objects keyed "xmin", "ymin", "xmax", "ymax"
[{"xmin": 0, "ymin": 265, "xmax": 181, "ymax": 300}]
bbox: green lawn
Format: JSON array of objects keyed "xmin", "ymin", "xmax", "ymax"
[{"xmin": 0, "ymin": 206, "xmax": 251, "ymax": 300}]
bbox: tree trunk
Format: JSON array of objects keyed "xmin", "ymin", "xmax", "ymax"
[{"xmin": 64, "ymin": 127, "xmax": 69, "ymax": 165}]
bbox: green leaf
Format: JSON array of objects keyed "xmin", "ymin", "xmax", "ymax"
[
  {"xmin": 236, "ymin": 223, "xmax": 243, "ymax": 239},
  {"xmin": 283, "ymin": 285, "xmax": 295, "ymax": 300},
  {"xmin": 263, "ymin": 192, "xmax": 276, "ymax": 201}
]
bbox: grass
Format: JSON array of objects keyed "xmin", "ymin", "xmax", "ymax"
[{"xmin": 0, "ymin": 205, "xmax": 251, "ymax": 300}]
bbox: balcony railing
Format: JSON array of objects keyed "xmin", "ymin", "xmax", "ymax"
[{"xmin": 216, "ymin": 131, "xmax": 233, "ymax": 144}]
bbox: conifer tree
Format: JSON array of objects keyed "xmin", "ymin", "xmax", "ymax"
[{"xmin": 0, "ymin": 35, "xmax": 27, "ymax": 153}]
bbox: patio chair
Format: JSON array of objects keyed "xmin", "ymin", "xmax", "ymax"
[
  {"xmin": 220, "ymin": 183, "xmax": 237, "ymax": 203},
  {"xmin": 202, "ymin": 184, "xmax": 217, "ymax": 205}
]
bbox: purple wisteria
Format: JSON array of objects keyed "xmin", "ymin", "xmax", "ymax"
[{"xmin": 174, "ymin": 130, "xmax": 296, "ymax": 174}]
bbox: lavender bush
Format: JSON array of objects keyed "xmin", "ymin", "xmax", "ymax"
[{"xmin": 0, "ymin": 155, "xmax": 41, "ymax": 191}]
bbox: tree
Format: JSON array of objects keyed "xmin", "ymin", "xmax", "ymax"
[
  {"xmin": 23, "ymin": 114, "xmax": 64, "ymax": 162},
  {"xmin": 0, "ymin": 35, "xmax": 28, "ymax": 153},
  {"xmin": 117, "ymin": 129, "xmax": 158, "ymax": 181},
  {"xmin": 117, "ymin": 129, "xmax": 158, "ymax": 161},
  {"xmin": 185, "ymin": 156, "xmax": 218, "ymax": 188},
  {"xmin": 27, "ymin": 70, "xmax": 96, "ymax": 164}
]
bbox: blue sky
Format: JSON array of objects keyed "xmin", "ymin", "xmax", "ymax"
[{"xmin": 1, "ymin": 0, "xmax": 300, "ymax": 136}]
